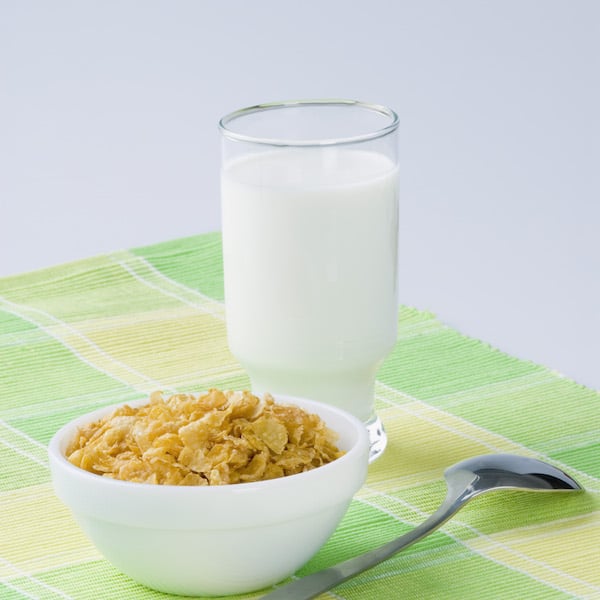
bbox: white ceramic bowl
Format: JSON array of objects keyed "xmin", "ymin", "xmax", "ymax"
[{"xmin": 48, "ymin": 394, "xmax": 369, "ymax": 596}]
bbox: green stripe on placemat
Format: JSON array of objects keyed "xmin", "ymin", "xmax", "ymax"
[
  {"xmin": 1, "ymin": 232, "xmax": 598, "ymax": 600},
  {"xmin": 132, "ymin": 232, "xmax": 225, "ymax": 302}
]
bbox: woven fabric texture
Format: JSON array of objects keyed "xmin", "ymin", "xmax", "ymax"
[{"xmin": 0, "ymin": 232, "xmax": 598, "ymax": 599}]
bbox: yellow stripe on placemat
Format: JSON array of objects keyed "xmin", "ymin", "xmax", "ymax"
[
  {"xmin": 1, "ymin": 284, "xmax": 242, "ymax": 395},
  {"xmin": 0, "ymin": 484, "xmax": 100, "ymax": 579},
  {"xmin": 464, "ymin": 514, "xmax": 600, "ymax": 597},
  {"xmin": 372, "ymin": 383, "xmax": 599, "ymax": 493},
  {"xmin": 0, "ymin": 252, "xmax": 232, "ymax": 396},
  {"xmin": 367, "ymin": 385, "xmax": 540, "ymax": 492},
  {"xmin": 72, "ymin": 306, "xmax": 238, "ymax": 390},
  {"xmin": 0, "ymin": 296, "xmax": 161, "ymax": 392}
]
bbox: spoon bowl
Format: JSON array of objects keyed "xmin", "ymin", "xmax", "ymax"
[
  {"xmin": 444, "ymin": 453, "xmax": 582, "ymax": 502},
  {"xmin": 262, "ymin": 453, "xmax": 582, "ymax": 599}
]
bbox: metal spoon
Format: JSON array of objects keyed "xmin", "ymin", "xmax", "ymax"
[{"xmin": 262, "ymin": 453, "xmax": 582, "ymax": 600}]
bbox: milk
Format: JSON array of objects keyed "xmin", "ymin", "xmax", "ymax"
[{"xmin": 221, "ymin": 148, "xmax": 399, "ymax": 421}]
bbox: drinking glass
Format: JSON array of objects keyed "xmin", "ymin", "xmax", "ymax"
[{"xmin": 219, "ymin": 99, "xmax": 399, "ymax": 460}]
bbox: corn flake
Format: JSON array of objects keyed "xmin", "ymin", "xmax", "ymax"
[{"xmin": 66, "ymin": 390, "xmax": 344, "ymax": 485}]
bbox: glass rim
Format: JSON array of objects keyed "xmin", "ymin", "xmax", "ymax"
[{"xmin": 218, "ymin": 99, "xmax": 399, "ymax": 147}]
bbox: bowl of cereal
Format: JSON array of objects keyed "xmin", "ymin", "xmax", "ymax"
[{"xmin": 48, "ymin": 390, "xmax": 369, "ymax": 596}]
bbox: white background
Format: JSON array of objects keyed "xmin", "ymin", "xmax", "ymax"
[{"xmin": 1, "ymin": 1, "xmax": 598, "ymax": 390}]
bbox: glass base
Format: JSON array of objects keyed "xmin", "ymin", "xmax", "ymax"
[{"xmin": 365, "ymin": 414, "xmax": 387, "ymax": 462}]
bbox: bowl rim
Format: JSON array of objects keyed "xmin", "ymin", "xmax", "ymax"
[{"xmin": 48, "ymin": 392, "xmax": 369, "ymax": 494}]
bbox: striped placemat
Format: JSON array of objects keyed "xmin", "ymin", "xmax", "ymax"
[{"xmin": 1, "ymin": 232, "xmax": 598, "ymax": 599}]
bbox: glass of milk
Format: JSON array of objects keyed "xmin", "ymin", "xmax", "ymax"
[{"xmin": 219, "ymin": 100, "xmax": 399, "ymax": 460}]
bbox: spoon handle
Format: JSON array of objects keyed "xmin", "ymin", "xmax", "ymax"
[{"xmin": 261, "ymin": 500, "xmax": 462, "ymax": 600}]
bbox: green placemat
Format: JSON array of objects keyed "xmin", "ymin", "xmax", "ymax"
[{"xmin": 1, "ymin": 232, "xmax": 598, "ymax": 599}]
